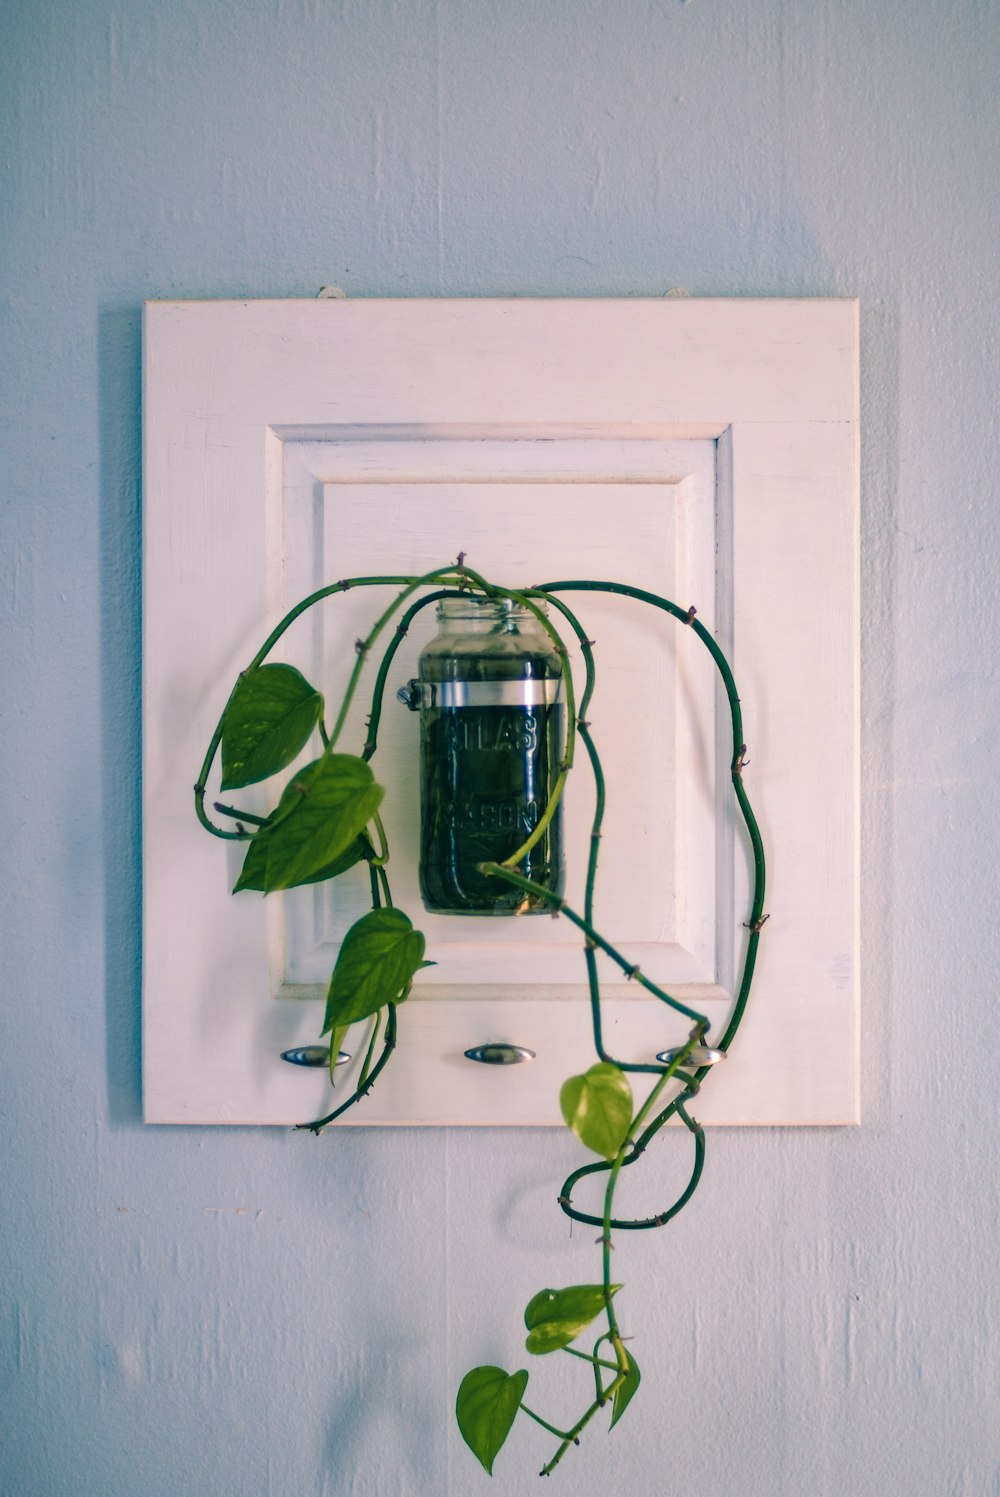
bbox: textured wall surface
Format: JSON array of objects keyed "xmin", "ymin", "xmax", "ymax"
[{"xmin": 3, "ymin": 2, "xmax": 999, "ymax": 1494}]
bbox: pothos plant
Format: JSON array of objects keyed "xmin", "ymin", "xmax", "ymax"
[{"xmin": 194, "ymin": 558, "xmax": 766, "ymax": 1478}]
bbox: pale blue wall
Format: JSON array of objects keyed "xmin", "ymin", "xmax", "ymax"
[{"xmin": 3, "ymin": 3, "xmax": 999, "ymax": 1493}]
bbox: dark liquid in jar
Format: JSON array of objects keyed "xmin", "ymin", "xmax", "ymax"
[{"xmin": 418, "ymin": 649, "xmax": 564, "ymax": 914}]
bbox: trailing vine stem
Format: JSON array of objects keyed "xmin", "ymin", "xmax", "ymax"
[
  {"xmin": 557, "ymin": 1100, "xmax": 705, "ymax": 1232},
  {"xmin": 193, "ymin": 566, "xmax": 578, "ymax": 865},
  {"xmin": 538, "ymin": 578, "xmax": 767, "ymax": 1059},
  {"xmin": 193, "ymin": 564, "xmax": 580, "ymax": 1133},
  {"xmin": 448, "ymin": 574, "xmax": 761, "ymax": 1469},
  {"xmin": 194, "ymin": 562, "xmax": 479, "ymax": 838},
  {"xmin": 538, "ymin": 1041, "xmax": 696, "ymax": 1477},
  {"xmin": 296, "ymin": 855, "xmax": 399, "ymax": 1134},
  {"xmin": 194, "ymin": 559, "xmax": 766, "ymax": 1476},
  {"xmin": 478, "ymin": 864, "xmax": 710, "ymax": 1029},
  {"xmin": 295, "ymin": 1005, "xmax": 400, "ymax": 1134},
  {"xmin": 524, "ymin": 580, "xmax": 766, "ymax": 1236},
  {"xmin": 193, "ymin": 562, "xmax": 763, "ymax": 1069}
]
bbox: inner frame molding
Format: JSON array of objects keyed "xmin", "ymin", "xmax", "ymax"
[
  {"xmin": 142, "ymin": 297, "xmax": 859, "ymax": 1126},
  {"xmin": 274, "ymin": 434, "xmax": 725, "ymax": 1004}
]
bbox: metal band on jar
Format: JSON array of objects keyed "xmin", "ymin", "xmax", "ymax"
[{"xmin": 417, "ymin": 679, "xmax": 561, "ymax": 710}]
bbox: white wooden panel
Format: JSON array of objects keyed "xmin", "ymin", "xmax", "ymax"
[{"xmin": 142, "ymin": 298, "xmax": 859, "ymax": 1127}]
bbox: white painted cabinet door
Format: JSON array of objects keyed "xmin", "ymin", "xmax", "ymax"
[{"xmin": 143, "ymin": 298, "xmax": 859, "ymax": 1126}]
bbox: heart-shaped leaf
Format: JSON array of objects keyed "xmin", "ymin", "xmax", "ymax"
[
  {"xmin": 262, "ymin": 756, "xmax": 384, "ymax": 892},
  {"xmin": 220, "ymin": 664, "xmax": 324, "ymax": 790},
  {"xmin": 560, "ymin": 1062, "xmax": 633, "ymax": 1160},
  {"xmin": 609, "ymin": 1350, "xmax": 641, "ymax": 1429},
  {"xmin": 456, "ymin": 1365, "xmax": 528, "ymax": 1475},
  {"xmin": 322, "ymin": 907, "xmax": 427, "ymax": 1034},
  {"xmin": 523, "ymin": 1284, "xmax": 621, "ymax": 1356},
  {"xmin": 233, "ymin": 831, "xmax": 368, "ymax": 893}
]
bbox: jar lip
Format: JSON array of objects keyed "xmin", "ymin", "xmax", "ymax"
[{"xmin": 435, "ymin": 594, "xmax": 547, "ymax": 621}]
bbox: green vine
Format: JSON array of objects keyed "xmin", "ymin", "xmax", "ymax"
[{"xmin": 193, "ymin": 559, "xmax": 765, "ymax": 1477}]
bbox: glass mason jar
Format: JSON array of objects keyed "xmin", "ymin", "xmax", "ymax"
[{"xmin": 398, "ymin": 595, "xmax": 565, "ymax": 915}]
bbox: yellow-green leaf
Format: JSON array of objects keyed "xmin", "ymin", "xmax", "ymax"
[
  {"xmin": 523, "ymin": 1284, "xmax": 621, "ymax": 1356},
  {"xmin": 609, "ymin": 1349, "xmax": 641, "ymax": 1428},
  {"xmin": 456, "ymin": 1365, "xmax": 528, "ymax": 1475},
  {"xmin": 560, "ymin": 1062, "xmax": 633, "ymax": 1160}
]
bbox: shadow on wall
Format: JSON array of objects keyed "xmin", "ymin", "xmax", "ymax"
[
  {"xmin": 323, "ymin": 1321, "xmax": 443, "ymax": 1491},
  {"xmin": 857, "ymin": 299, "xmax": 899, "ymax": 1115},
  {"xmin": 99, "ymin": 303, "xmax": 143, "ymax": 1125}
]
